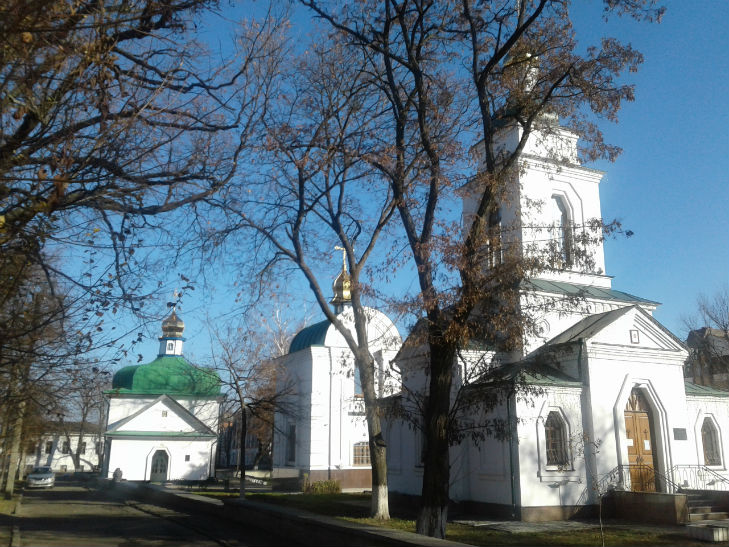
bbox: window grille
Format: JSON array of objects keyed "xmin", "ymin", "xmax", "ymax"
[
  {"xmin": 353, "ymin": 442, "xmax": 370, "ymax": 466},
  {"xmin": 702, "ymin": 418, "xmax": 722, "ymax": 466},
  {"xmin": 545, "ymin": 411, "xmax": 569, "ymax": 467}
]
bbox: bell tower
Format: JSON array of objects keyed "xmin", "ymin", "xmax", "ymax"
[{"xmin": 465, "ymin": 119, "xmax": 611, "ymax": 289}]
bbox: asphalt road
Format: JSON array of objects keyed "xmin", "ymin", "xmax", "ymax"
[{"xmin": 15, "ymin": 477, "xmax": 295, "ymax": 546}]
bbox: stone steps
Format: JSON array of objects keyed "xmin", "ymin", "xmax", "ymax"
[{"xmin": 689, "ymin": 512, "xmax": 729, "ymax": 522}]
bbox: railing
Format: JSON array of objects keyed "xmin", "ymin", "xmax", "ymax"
[
  {"xmin": 575, "ymin": 464, "xmax": 682, "ymax": 505},
  {"xmin": 672, "ymin": 465, "xmax": 729, "ymax": 491}
]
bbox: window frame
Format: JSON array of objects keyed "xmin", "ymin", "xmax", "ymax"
[
  {"xmin": 352, "ymin": 441, "xmax": 370, "ymax": 466},
  {"xmin": 701, "ymin": 416, "xmax": 723, "ymax": 467}
]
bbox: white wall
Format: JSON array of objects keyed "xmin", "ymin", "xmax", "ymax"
[
  {"xmin": 25, "ymin": 433, "xmax": 102, "ymax": 472},
  {"xmin": 105, "ymin": 438, "xmax": 215, "ymax": 481}
]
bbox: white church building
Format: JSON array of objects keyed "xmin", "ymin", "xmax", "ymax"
[
  {"xmin": 383, "ymin": 119, "xmax": 729, "ymax": 521},
  {"xmin": 103, "ymin": 310, "xmax": 222, "ymax": 482},
  {"xmin": 272, "ymin": 264, "xmax": 402, "ymax": 489}
]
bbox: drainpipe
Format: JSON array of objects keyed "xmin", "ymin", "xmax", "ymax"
[
  {"xmin": 328, "ymin": 348, "xmax": 333, "ymax": 481},
  {"xmin": 507, "ymin": 389, "xmax": 517, "ymax": 519}
]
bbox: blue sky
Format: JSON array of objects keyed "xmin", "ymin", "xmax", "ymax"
[
  {"xmin": 572, "ymin": 1, "xmax": 729, "ymax": 337},
  {"xmin": 112, "ymin": 1, "xmax": 729, "ymax": 366}
]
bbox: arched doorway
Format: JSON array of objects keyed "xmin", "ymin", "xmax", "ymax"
[
  {"xmin": 624, "ymin": 388, "xmax": 659, "ymax": 491},
  {"xmin": 150, "ymin": 450, "xmax": 169, "ymax": 482}
]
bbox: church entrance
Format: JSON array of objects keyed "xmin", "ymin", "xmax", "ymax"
[
  {"xmin": 624, "ymin": 388, "xmax": 659, "ymax": 492},
  {"xmin": 150, "ymin": 450, "xmax": 169, "ymax": 482}
]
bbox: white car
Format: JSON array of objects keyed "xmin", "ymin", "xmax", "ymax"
[{"xmin": 26, "ymin": 466, "xmax": 55, "ymax": 488}]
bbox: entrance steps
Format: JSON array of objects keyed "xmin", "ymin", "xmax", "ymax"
[{"xmin": 685, "ymin": 490, "xmax": 729, "ymax": 522}]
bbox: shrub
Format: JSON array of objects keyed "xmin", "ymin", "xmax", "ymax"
[{"xmin": 301, "ymin": 475, "xmax": 341, "ymax": 494}]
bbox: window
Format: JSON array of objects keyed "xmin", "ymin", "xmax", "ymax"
[
  {"xmin": 354, "ymin": 368, "xmax": 363, "ymax": 397},
  {"xmin": 551, "ymin": 195, "xmax": 573, "ymax": 267},
  {"xmin": 45, "ymin": 441, "xmax": 53, "ymax": 454},
  {"xmin": 167, "ymin": 342, "xmax": 174, "ymax": 352},
  {"xmin": 62, "ymin": 441, "xmax": 70, "ymax": 454},
  {"xmin": 702, "ymin": 418, "xmax": 722, "ymax": 466},
  {"xmin": 487, "ymin": 208, "xmax": 503, "ymax": 268},
  {"xmin": 544, "ymin": 411, "xmax": 569, "ymax": 467},
  {"xmin": 79, "ymin": 442, "xmax": 86, "ymax": 455},
  {"xmin": 286, "ymin": 424, "xmax": 296, "ymax": 465},
  {"xmin": 161, "ymin": 410, "xmax": 168, "ymax": 417},
  {"xmin": 185, "ymin": 454, "xmax": 190, "ymax": 462},
  {"xmin": 353, "ymin": 442, "xmax": 370, "ymax": 466}
]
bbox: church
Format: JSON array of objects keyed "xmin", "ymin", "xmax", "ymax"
[
  {"xmin": 276, "ymin": 112, "xmax": 729, "ymax": 519},
  {"xmin": 103, "ymin": 310, "xmax": 222, "ymax": 482},
  {"xmin": 272, "ymin": 260, "xmax": 402, "ymax": 489},
  {"xmin": 382, "ymin": 119, "xmax": 729, "ymax": 520}
]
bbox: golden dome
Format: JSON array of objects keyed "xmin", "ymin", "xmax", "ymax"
[
  {"xmin": 331, "ymin": 269, "xmax": 352, "ymax": 306},
  {"xmin": 161, "ymin": 309, "xmax": 185, "ymax": 338}
]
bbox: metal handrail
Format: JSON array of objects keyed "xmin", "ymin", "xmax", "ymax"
[
  {"xmin": 575, "ymin": 463, "xmax": 681, "ymax": 507},
  {"xmin": 672, "ymin": 464, "xmax": 729, "ymax": 491}
]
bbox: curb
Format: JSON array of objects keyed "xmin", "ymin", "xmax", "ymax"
[{"xmin": 121, "ymin": 481, "xmax": 469, "ymax": 547}]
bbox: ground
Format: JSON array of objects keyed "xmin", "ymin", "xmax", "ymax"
[{"xmin": 4, "ymin": 475, "xmax": 297, "ymax": 546}]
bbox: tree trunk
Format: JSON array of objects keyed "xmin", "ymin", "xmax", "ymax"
[
  {"xmin": 239, "ymin": 408, "xmax": 247, "ymax": 498},
  {"xmin": 357, "ymin": 352, "xmax": 389, "ymax": 520},
  {"xmin": 416, "ymin": 341, "xmax": 454, "ymax": 538},
  {"xmin": 4, "ymin": 401, "xmax": 26, "ymax": 498}
]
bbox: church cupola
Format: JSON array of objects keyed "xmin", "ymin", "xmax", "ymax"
[
  {"xmin": 159, "ymin": 308, "xmax": 185, "ymax": 356},
  {"xmin": 330, "ymin": 247, "xmax": 352, "ymax": 314}
]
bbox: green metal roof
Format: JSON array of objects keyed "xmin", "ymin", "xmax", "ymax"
[
  {"xmin": 524, "ymin": 279, "xmax": 658, "ymax": 305},
  {"xmin": 474, "ymin": 361, "xmax": 580, "ymax": 388},
  {"xmin": 684, "ymin": 381, "xmax": 729, "ymax": 398},
  {"xmin": 289, "ymin": 319, "xmax": 331, "ymax": 353},
  {"xmin": 110, "ymin": 355, "xmax": 220, "ymax": 397},
  {"xmin": 105, "ymin": 430, "xmax": 217, "ymax": 438}
]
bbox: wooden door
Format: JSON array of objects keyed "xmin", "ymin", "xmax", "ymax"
[
  {"xmin": 150, "ymin": 450, "xmax": 168, "ymax": 482},
  {"xmin": 624, "ymin": 389, "xmax": 657, "ymax": 491}
]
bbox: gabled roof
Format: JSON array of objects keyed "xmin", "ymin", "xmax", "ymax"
[
  {"xmin": 105, "ymin": 394, "xmax": 216, "ymax": 438},
  {"xmin": 546, "ymin": 307, "xmax": 633, "ymax": 345},
  {"xmin": 543, "ymin": 304, "xmax": 685, "ymax": 350},
  {"xmin": 684, "ymin": 381, "xmax": 729, "ymax": 398},
  {"xmin": 524, "ymin": 279, "xmax": 658, "ymax": 305}
]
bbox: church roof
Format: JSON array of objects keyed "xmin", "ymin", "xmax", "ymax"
[
  {"xmin": 546, "ymin": 307, "xmax": 633, "ymax": 345},
  {"xmin": 110, "ymin": 355, "xmax": 220, "ymax": 397},
  {"xmin": 289, "ymin": 319, "xmax": 331, "ymax": 353},
  {"xmin": 473, "ymin": 360, "xmax": 580, "ymax": 389},
  {"xmin": 684, "ymin": 381, "xmax": 729, "ymax": 398},
  {"xmin": 525, "ymin": 279, "xmax": 658, "ymax": 305}
]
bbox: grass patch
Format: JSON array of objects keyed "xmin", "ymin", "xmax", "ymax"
[
  {"xmin": 0, "ymin": 497, "xmax": 18, "ymax": 515},
  {"xmin": 242, "ymin": 493, "xmax": 707, "ymax": 547}
]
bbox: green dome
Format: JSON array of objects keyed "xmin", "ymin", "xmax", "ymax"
[{"xmin": 111, "ymin": 355, "xmax": 220, "ymax": 397}]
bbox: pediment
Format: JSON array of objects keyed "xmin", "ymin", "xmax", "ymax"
[
  {"xmin": 107, "ymin": 395, "xmax": 215, "ymax": 435},
  {"xmin": 585, "ymin": 307, "xmax": 686, "ymax": 353}
]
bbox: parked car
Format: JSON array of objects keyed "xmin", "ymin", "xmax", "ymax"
[{"xmin": 26, "ymin": 466, "xmax": 55, "ymax": 488}]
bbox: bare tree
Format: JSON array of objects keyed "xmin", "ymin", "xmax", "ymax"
[
  {"xmin": 0, "ymin": 0, "xmax": 286, "ymax": 387},
  {"xmin": 207, "ymin": 36, "xmax": 401, "ymax": 518},
  {"xmin": 301, "ymin": 0, "xmax": 661, "ymax": 537},
  {"xmin": 210, "ymin": 322, "xmax": 296, "ymax": 498},
  {"xmin": 685, "ymin": 287, "xmax": 729, "ymax": 388}
]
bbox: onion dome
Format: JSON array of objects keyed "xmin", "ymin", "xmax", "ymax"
[
  {"xmin": 330, "ymin": 247, "xmax": 352, "ymax": 312},
  {"xmin": 111, "ymin": 356, "xmax": 221, "ymax": 397},
  {"xmin": 161, "ymin": 309, "xmax": 185, "ymax": 339}
]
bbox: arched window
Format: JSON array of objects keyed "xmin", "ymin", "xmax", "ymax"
[
  {"xmin": 551, "ymin": 195, "xmax": 573, "ymax": 266},
  {"xmin": 702, "ymin": 418, "xmax": 721, "ymax": 466},
  {"xmin": 545, "ymin": 411, "xmax": 569, "ymax": 467}
]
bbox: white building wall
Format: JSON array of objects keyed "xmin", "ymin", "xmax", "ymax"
[
  {"xmin": 105, "ymin": 438, "xmax": 214, "ymax": 481},
  {"xmin": 685, "ymin": 396, "xmax": 729, "ymax": 480},
  {"xmin": 25, "ymin": 434, "xmax": 102, "ymax": 472}
]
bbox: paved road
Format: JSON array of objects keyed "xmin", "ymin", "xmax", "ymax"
[{"xmin": 15, "ymin": 477, "xmax": 294, "ymax": 546}]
